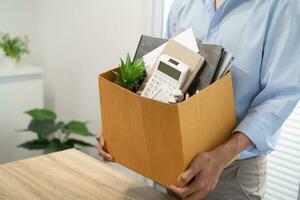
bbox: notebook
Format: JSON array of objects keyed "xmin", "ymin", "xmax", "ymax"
[
  {"xmin": 160, "ymin": 40, "xmax": 205, "ymax": 95},
  {"xmin": 213, "ymin": 51, "xmax": 234, "ymax": 82},
  {"xmin": 133, "ymin": 35, "xmax": 167, "ymax": 62},
  {"xmin": 187, "ymin": 43, "xmax": 224, "ymax": 95}
]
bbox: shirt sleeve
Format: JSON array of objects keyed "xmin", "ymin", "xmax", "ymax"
[{"xmin": 234, "ymin": 0, "xmax": 300, "ymax": 154}]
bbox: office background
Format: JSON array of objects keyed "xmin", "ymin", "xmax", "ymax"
[{"xmin": 0, "ymin": 0, "xmax": 299, "ymax": 199}]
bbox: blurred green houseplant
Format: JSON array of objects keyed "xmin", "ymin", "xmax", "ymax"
[
  {"xmin": 18, "ymin": 108, "xmax": 95, "ymax": 153},
  {"xmin": 0, "ymin": 32, "xmax": 30, "ymax": 63}
]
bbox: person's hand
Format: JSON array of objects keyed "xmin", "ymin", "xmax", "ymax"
[
  {"xmin": 96, "ymin": 133, "xmax": 114, "ymax": 162},
  {"xmin": 169, "ymin": 149, "xmax": 228, "ymax": 200},
  {"xmin": 169, "ymin": 132, "xmax": 252, "ymax": 200}
]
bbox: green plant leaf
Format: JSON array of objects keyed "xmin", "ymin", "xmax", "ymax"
[
  {"xmin": 18, "ymin": 139, "xmax": 49, "ymax": 150},
  {"xmin": 119, "ymin": 58, "xmax": 125, "ymax": 68},
  {"xmin": 45, "ymin": 139, "xmax": 74, "ymax": 153},
  {"xmin": 112, "ymin": 53, "xmax": 146, "ymax": 91},
  {"xmin": 56, "ymin": 121, "xmax": 65, "ymax": 129},
  {"xmin": 25, "ymin": 108, "xmax": 56, "ymax": 121},
  {"xmin": 0, "ymin": 33, "xmax": 30, "ymax": 63},
  {"xmin": 62, "ymin": 121, "xmax": 93, "ymax": 136},
  {"xmin": 65, "ymin": 138, "xmax": 95, "ymax": 147},
  {"xmin": 126, "ymin": 53, "xmax": 131, "ymax": 67},
  {"xmin": 27, "ymin": 119, "xmax": 61, "ymax": 139},
  {"xmin": 135, "ymin": 58, "xmax": 143, "ymax": 67}
]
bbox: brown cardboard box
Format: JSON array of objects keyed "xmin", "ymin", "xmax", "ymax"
[{"xmin": 98, "ymin": 70, "xmax": 237, "ymax": 187}]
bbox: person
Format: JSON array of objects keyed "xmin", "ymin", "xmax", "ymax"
[{"xmin": 97, "ymin": 0, "xmax": 300, "ymax": 199}]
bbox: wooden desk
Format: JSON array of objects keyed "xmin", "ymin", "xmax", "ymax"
[{"xmin": 0, "ymin": 149, "xmax": 173, "ymax": 200}]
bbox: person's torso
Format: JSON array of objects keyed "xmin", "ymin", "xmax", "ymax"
[{"xmin": 170, "ymin": 0, "xmax": 280, "ymax": 159}]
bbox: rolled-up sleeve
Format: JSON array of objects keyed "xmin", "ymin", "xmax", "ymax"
[{"xmin": 234, "ymin": 1, "xmax": 300, "ymax": 154}]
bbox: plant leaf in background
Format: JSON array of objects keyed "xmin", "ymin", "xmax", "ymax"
[
  {"xmin": 0, "ymin": 32, "xmax": 30, "ymax": 63},
  {"xmin": 18, "ymin": 108, "xmax": 95, "ymax": 153},
  {"xmin": 65, "ymin": 139, "xmax": 95, "ymax": 147},
  {"xmin": 62, "ymin": 121, "xmax": 93, "ymax": 136},
  {"xmin": 45, "ymin": 139, "xmax": 73, "ymax": 153},
  {"xmin": 18, "ymin": 139, "xmax": 49, "ymax": 150},
  {"xmin": 25, "ymin": 108, "xmax": 56, "ymax": 121},
  {"xmin": 44, "ymin": 138, "xmax": 95, "ymax": 153},
  {"xmin": 27, "ymin": 119, "xmax": 61, "ymax": 139}
]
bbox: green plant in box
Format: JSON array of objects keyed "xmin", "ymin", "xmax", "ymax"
[
  {"xmin": 113, "ymin": 53, "xmax": 146, "ymax": 92},
  {"xmin": 18, "ymin": 108, "xmax": 95, "ymax": 153}
]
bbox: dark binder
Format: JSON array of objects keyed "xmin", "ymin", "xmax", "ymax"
[
  {"xmin": 187, "ymin": 43, "xmax": 223, "ymax": 95},
  {"xmin": 133, "ymin": 35, "xmax": 167, "ymax": 61}
]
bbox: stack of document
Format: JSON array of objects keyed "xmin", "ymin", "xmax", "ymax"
[{"xmin": 134, "ymin": 29, "xmax": 234, "ymax": 98}]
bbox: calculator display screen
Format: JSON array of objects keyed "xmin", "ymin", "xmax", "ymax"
[{"xmin": 157, "ymin": 62, "xmax": 181, "ymax": 80}]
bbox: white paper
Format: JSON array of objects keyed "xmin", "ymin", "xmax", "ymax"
[
  {"xmin": 173, "ymin": 29, "xmax": 199, "ymax": 53},
  {"xmin": 143, "ymin": 28, "xmax": 199, "ymax": 73}
]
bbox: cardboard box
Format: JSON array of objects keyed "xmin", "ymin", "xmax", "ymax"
[{"xmin": 98, "ymin": 69, "xmax": 236, "ymax": 187}]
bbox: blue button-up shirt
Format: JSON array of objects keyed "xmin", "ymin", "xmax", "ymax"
[{"xmin": 166, "ymin": 0, "xmax": 300, "ymax": 159}]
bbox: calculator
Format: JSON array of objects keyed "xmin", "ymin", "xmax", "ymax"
[{"xmin": 141, "ymin": 55, "xmax": 189, "ymax": 100}]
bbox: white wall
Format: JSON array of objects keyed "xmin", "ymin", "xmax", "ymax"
[
  {"xmin": 0, "ymin": 0, "xmax": 36, "ymax": 63},
  {"xmin": 151, "ymin": 0, "xmax": 164, "ymax": 37},
  {"xmin": 0, "ymin": 0, "xmax": 40, "ymax": 163},
  {"xmin": 34, "ymin": 0, "xmax": 151, "ymax": 137},
  {"xmin": 0, "ymin": 0, "xmax": 151, "ymax": 158},
  {"xmin": 33, "ymin": 0, "xmax": 152, "ymax": 183}
]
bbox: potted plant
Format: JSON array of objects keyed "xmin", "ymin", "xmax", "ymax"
[
  {"xmin": 113, "ymin": 53, "xmax": 146, "ymax": 92},
  {"xmin": 18, "ymin": 108, "xmax": 95, "ymax": 153},
  {"xmin": 0, "ymin": 32, "xmax": 30, "ymax": 67}
]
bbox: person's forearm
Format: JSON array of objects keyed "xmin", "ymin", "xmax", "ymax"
[{"xmin": 213, "ymin": 132, "xmax": 253, "ymax": 166}]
